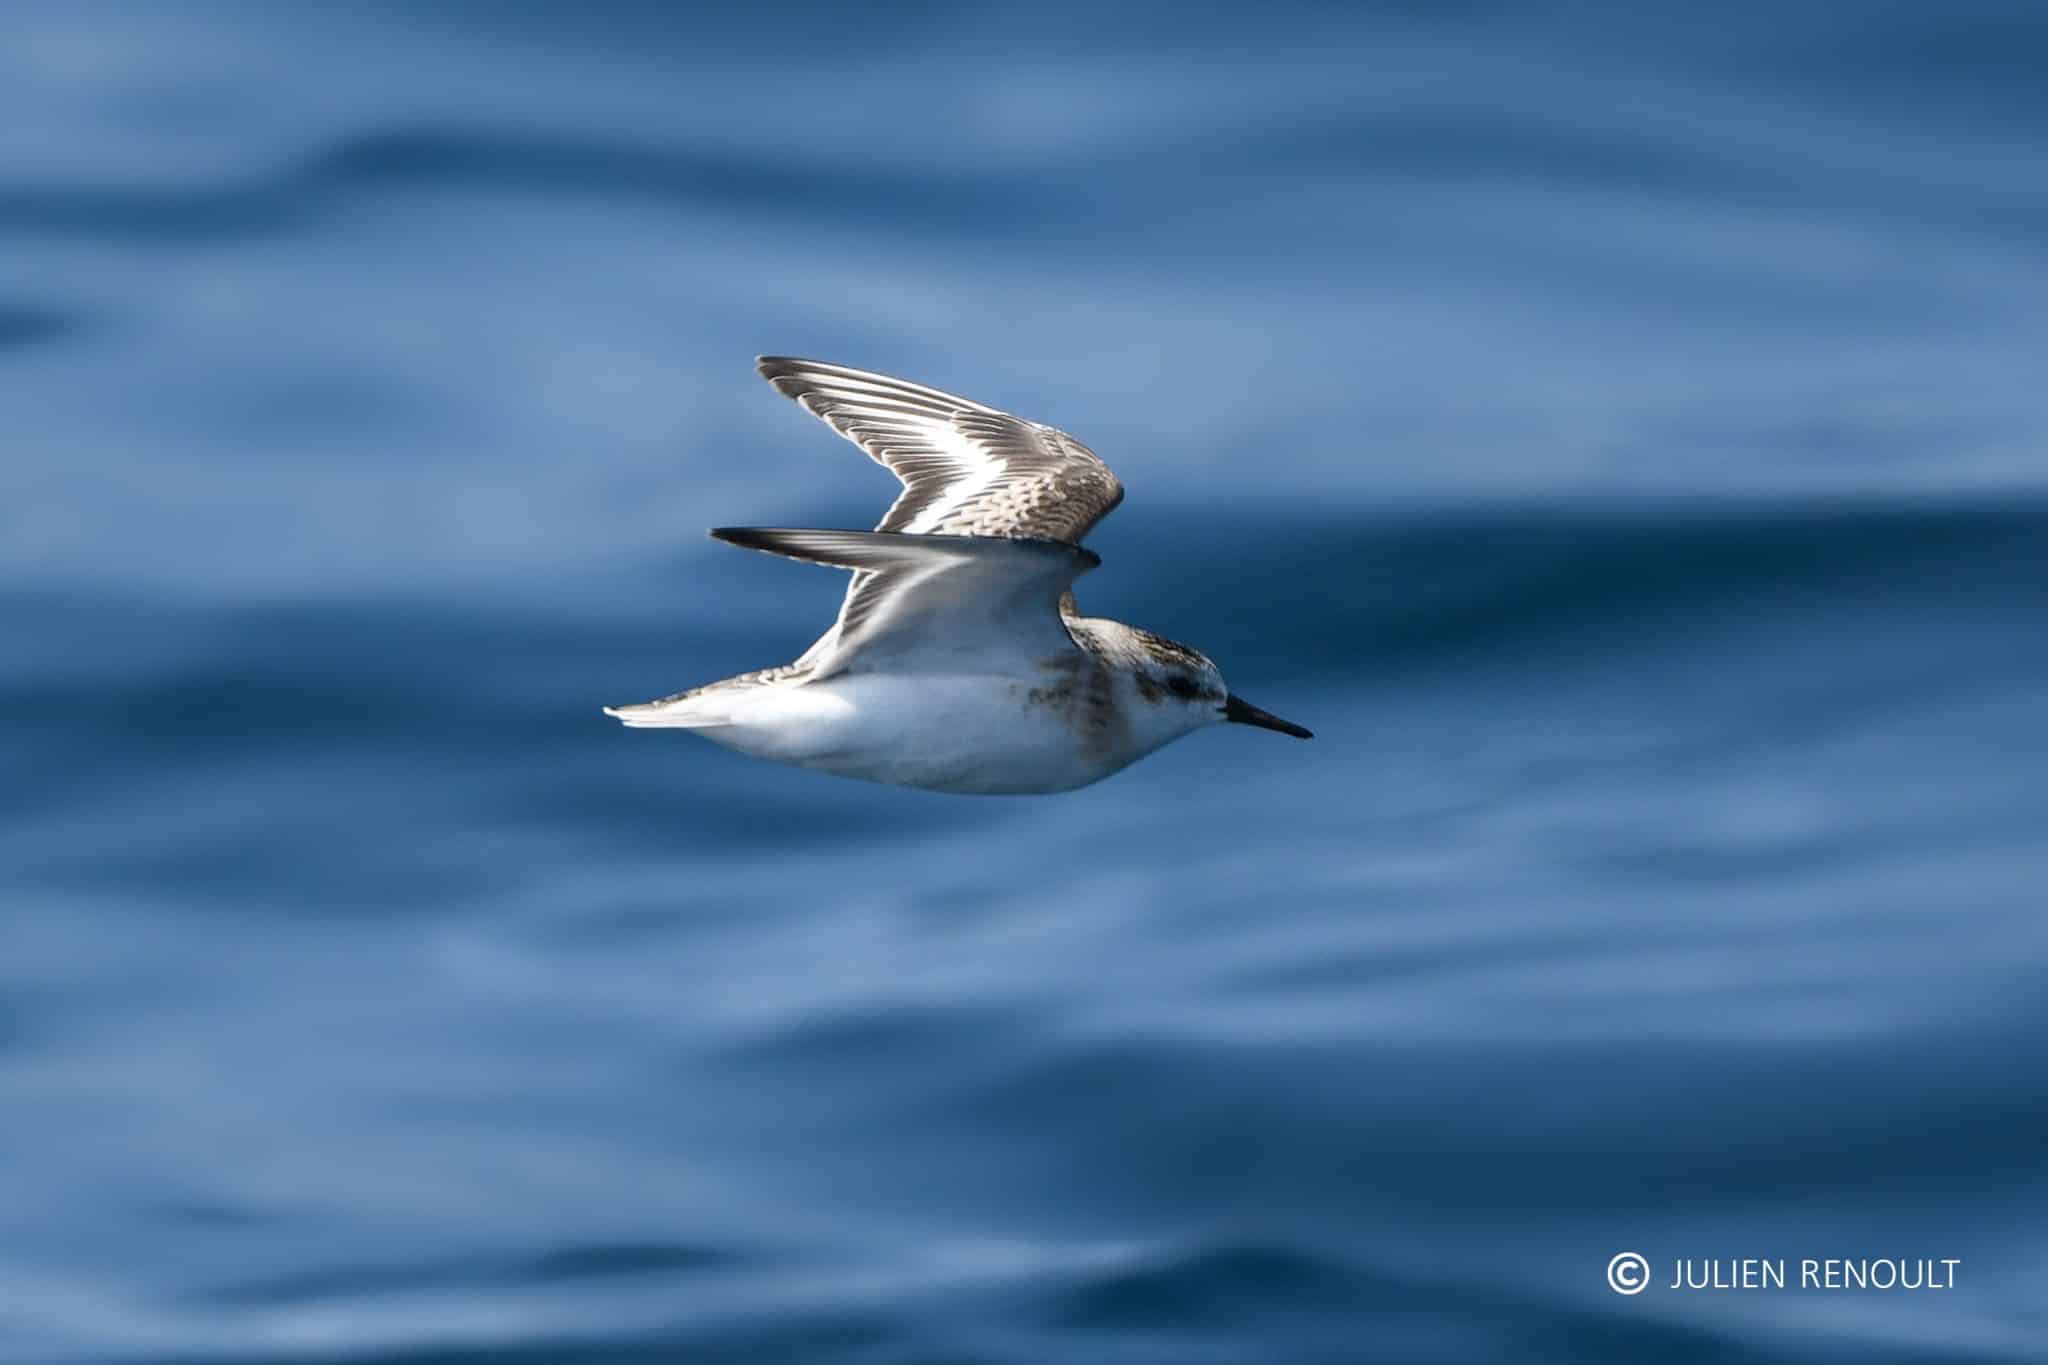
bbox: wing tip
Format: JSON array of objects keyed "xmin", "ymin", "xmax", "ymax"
[
  {"xmin": 756, "ymin": 355, "xmax": 835, "ymax": 384},
  {"xmin": 752, "ymin": 355, "xmax": 985, "ymax": 413},
  {"xmin": 711, "ymin": 527, "xmax": 1095, "ymax": 572},
  {"xmin": 756, "ymin": 355, "xmax": 837, "ymax": 402},
  {"xmin": 709, "ymin": 526, "xmax": 774, "ymax": 552},
  {"xmin": 708, "ymin": 526, "xmax": 882, "ymax": 569}
]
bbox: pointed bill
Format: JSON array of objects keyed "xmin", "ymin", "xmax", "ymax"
[{"xmin": 1223, "ymin": 693, "xmax": 1313, "ymax": 739}]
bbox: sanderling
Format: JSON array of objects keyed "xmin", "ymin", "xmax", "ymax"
[{"xmin": 606, "ymin": 357, "xmax": 1310, "ymax": 794}]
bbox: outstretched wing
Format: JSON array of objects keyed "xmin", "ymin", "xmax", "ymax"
[
  {"xmin": 710, "ymin": 528, "xmax": 1097, "ymax": 677},
  {"xmin": 753, "ymin": 357, "xmax": 1125, "ymax": 667},
  {"xmin": 755, "ymin": 357, "xmax": 1124, "ymax": 545}
]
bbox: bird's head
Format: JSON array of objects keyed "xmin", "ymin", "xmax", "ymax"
[{"xmin": 1129, "ymin": 635, "xmax": 1312, "ymax": 744}]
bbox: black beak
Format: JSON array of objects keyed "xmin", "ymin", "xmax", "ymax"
[{"xmin": 1223, "ymin": 694, "xmax": 1313, "ymax": 739}]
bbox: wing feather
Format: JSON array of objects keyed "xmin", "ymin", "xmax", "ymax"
[
  {"xmin": 755, "ymin": 357, "xmax": 1124, "ymax": 544},
  {"xmin": 710, "ymin": 528, "xmax": 1096, "ymax": 677}
]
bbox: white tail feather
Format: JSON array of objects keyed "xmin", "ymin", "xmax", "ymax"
[{"xmin": 603, "ymin": 701, "xmax": 732, "ymax": 729}]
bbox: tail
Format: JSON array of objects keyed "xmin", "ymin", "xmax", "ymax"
[
  {"xmin": 602, "ymin": 695, "xmax": 733, "ymax": 729},
  {"xmin": 604, "ymin": 663, "xmax": 809, "ymax": 729}
]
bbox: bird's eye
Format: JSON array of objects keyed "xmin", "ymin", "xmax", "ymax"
[{"xmin": 1167, "ymin": 675, "xmax": 1200, "ymax": 699}]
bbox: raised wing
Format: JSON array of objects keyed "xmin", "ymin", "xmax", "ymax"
[
  {"xmin": 710, "ymin": 528, "xmax": 1097, "ymax": 677},
  {"xmin": 755, "ymin": 357, "xmax": 1124, "ymax": 544}
]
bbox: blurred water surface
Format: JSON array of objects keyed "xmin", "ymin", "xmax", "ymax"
[{"xmin": 4, "ymin": 3, "xmax": 2046, "ymax": 1362}]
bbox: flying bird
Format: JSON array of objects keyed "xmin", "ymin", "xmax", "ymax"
[{"xmin": 606, "ymin": 358, "xmax": 1310, "ymax": 793}]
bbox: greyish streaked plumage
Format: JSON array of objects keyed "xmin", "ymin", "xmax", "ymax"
[{"xmin": 606, "ymin": 357, "xmax": 1311, "ymax": 794}]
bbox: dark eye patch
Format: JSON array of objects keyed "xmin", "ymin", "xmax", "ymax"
[{"xmin": 1166, "ymin": 674, "xmax": 1200, "ymax": 699}]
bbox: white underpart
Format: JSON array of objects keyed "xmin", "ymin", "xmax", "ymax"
[{"xmin": 651, "ymin": 667, "xmax": 1218, "ymax": 796}]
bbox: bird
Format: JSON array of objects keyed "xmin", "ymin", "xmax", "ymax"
[{"xmin": 605, "ymin": 357, "xmax": 1311, "ymax": 794}]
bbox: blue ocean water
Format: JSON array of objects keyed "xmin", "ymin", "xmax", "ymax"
[{"xmin": 4, "ymin": 3, "xmax": 2047, "ymax": 1361}]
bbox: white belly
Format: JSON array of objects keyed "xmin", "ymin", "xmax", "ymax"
[{"xmin": 701, "ymin": 671, "xmax": 1130, "ymax": 794}]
